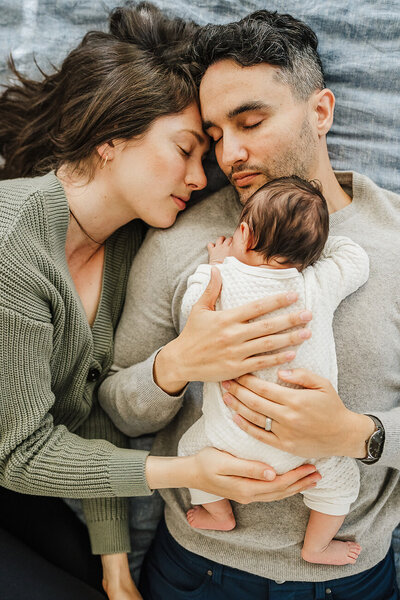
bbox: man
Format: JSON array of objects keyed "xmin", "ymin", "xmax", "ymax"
[{"xmin": 100, "ymin": 10, "xmax": 400, "ymax": 599}]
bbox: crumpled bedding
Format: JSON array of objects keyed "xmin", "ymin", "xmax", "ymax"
[{"xmin": 0, "ymin": 0, "xmax": 399, "ymax": 193}]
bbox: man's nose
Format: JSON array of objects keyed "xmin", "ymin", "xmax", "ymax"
[{"xmin": 220, "ymin": 133, "xmax": 248, "ymax": 168}]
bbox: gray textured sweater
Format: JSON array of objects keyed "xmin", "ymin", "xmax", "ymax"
[
  {"xmin": 0, "ymin": 172, "xmax": 152, "ymax": 556},
  {"xmin": 100, "ymin": 172, "xmax": 400, "ymax": 581}
]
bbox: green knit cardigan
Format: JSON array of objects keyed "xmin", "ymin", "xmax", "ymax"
[{"xmin": 0, "ymin": 172, "xmax": 151, "ymax": 554}]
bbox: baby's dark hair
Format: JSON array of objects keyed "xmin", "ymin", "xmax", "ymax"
[{"xmin": 240, "ymin": 176, "xmax": 329, "ymax": 270}]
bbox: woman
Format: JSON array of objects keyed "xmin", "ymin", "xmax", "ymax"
[{"xmin": 0, "ymin": 3, "xmax": 317, "ymax": 600}]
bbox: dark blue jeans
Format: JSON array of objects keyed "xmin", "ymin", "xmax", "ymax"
[{"xmin": 139, "ymin": 519, "xmax": 399, "ymax": 600}]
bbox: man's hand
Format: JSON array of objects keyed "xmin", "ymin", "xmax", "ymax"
[
  {"xmin": 101, "ymin": 553, "xmax": 143, "ymax": 600},
  {"xmin": 222, "ymin": 368, "xmax": 376, "ymax": 458},
  {"xmin": 207, "ymin": 236, "xmax": 233, "ymax": 264}
]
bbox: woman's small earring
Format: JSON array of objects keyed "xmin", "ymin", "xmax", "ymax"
[{"xmin": 100, "ymin": 154, "xmax": 108, "ymax": 169}]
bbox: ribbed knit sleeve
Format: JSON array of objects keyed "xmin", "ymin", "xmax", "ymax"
[
  {"xmin": 0, "ymin": 306, "xmax": 151, "ymax": 498},
  {"xmin": 77, "ymin": 378, "xmax": 153, "ymax": 553},
  {"xmin": 76, "ymin": 400, "xmax": 142, "ymax": 555}
]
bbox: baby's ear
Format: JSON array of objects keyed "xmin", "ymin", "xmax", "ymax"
[{"xmin": 240, "ymin": 222, "xmax": 253, "ymax": 250}]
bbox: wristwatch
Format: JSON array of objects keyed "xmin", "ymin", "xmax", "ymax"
[{"xmin": 358, "ymin": 415, "xmax": 385, "ymax": 464}]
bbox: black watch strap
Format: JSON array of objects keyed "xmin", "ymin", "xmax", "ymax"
[{"xmin": 358, "ymin": 415, "xmax": 385, "ymax": 464}]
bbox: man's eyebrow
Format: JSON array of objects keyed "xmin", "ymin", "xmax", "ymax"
[
  {"xmin": 203, "ymin": 101, "xmax": 272, "ymax": 130},
  {"xmin": 227, "ymin": 101, "xmax": 271, "ymax": 119}
]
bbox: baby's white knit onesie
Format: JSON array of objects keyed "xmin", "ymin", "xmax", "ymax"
[{"xmin": 178, "ymin": 236, "xmax": 369, "ymax": 516}]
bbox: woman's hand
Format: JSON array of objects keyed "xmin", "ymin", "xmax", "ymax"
[
  {"xmin": 192, "ymin": 447, "xmax": 321, "ymax": 504},
  {"xmin": 154, "ymin": 268, "xmax": 312, "ymax": 394},
  {"xmin": 146, "ymin": 448, "xmax": 321, "ymax": 504},
  {"xmin": 222, "ymin": 368, "xmax": 376, "ymax": 459},
  {"xmin": 101, "ymin": 553, "xmax": 142, "ymax": 600}
]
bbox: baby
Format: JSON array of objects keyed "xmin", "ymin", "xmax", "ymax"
[{"xmin": 178, "ymin": 175, "xmax": 370, "ymax": 566}]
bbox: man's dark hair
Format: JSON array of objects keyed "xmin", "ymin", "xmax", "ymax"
[
  {"xmin": 192, "ymin": 10, "xmax": 325, "ymax": 100},
  {"xmin": 240, "ymin": 176, "xmax": 329, "ymax": 270}
]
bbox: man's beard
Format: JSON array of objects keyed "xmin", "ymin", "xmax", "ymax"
[{"xmin": 232, "ymin": 116, "xmax": 318, "ymax": 203}]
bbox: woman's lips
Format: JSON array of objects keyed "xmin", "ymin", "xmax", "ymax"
[
  {"xmin": 171, "ymin": 195, "xmax": 188, "ymax": 210},
  {"xmin": 232, "ymin": 172, "xmax": 261, "ymax": 187}
]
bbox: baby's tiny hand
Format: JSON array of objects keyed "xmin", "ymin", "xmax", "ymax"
[{"xmin": 208, "ymin": 236, "xmax": 233, "ymax": 264}]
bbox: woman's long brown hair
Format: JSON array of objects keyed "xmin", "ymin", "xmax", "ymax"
[{"xmin": 0, "ymin": 2, "xmax": 199, "ymax": 180}]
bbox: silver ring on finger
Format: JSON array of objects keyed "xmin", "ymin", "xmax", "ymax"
[{"xmin": 265, "ymin": 417, "xmax": 273, "ymax": 431}]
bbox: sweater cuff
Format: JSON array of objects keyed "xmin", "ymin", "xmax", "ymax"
[
  {"xmin": 99, "ymin": 348, "xmax": 188, "ymax": 438},
  {"xmin": 141, "ymin": 348, "xmax": 189, "ymax": 400},
  {"xmin": 366, "ymin": 411, "xmax": 400, "ymax": 470},
  {"xmin": 109, "ymin": 447, "xmax": 153, "ymax": 496},
  {"xmin": 87, "ymin": 516, "xmax": 131, "ymax": 555}
]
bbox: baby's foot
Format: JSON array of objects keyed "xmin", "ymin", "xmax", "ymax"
[
  {"xmin": 302, "ymin": 540, "xmax": 362, "ymax": 565},
  {"xmin": 186, "ymin": 506, "xmax": 236, "ymax": 531}
]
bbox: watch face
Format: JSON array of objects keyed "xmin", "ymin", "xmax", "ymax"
[{"xmin": 368, "ymin": 430, "xmax": 384, "ymax": 459}]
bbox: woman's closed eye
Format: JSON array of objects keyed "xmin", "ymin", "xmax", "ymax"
[{"xmin": 178, "ymin": 146, "xmax": 191, "ymax": 157}]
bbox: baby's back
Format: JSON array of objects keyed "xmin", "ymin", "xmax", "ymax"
[
  {"xmin": 199, "ymin": 256, "xmax": 338, "ymax": 470},
  {"xmin": 217, "ymin": 256, "xmax": 338, "ymax": 386}
]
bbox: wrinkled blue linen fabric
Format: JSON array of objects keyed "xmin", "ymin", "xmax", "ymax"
[
  {"xmin": 1, "ymin": 0, "xmax": 399, "ymax": 585},
  {"xmin": 1, "ymin": 1, "xmax": 399, "ymax": 193}
]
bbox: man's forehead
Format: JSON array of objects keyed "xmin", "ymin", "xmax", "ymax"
[
  {"xmin": 201, "ymin": 59, "xmax": 281, "ymax": 89},
  {"xmin": 200, "ymin": 60, "xmax": 286, "ymax": 118}
]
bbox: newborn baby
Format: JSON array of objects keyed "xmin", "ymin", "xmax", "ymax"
[{"xmin": 178, "ymin": 176, "xmax": 369, "ymax": 566}]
